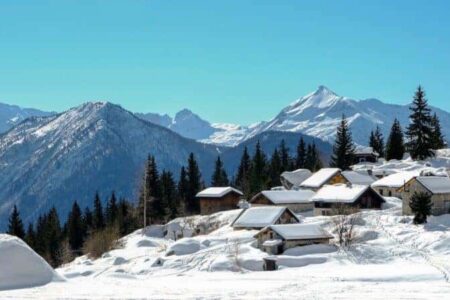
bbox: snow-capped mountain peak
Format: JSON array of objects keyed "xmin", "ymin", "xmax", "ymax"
[{"xmin": 287, "ymin": 85, "xmax": 343, "ymax": 113}]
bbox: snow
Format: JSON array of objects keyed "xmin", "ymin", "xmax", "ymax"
[
  {"xmin": 259, "ymin": 190, "xmax": 315, "ymax": 204},
  {"xmin": 232, "ymin": 207, "xmax": 299, "ymax": 229},
  {"xmin": 300, "ymin": 168, "xmax": 341, "ymax": 188},
  {"xmin": 196, "ymin": 186, "xmax": 243, "ymax": 198},
  {"xmin": 342, "ymin": 170, "xmax": 376, "ymax": 185},
  {"xmin": 0, "ymin": 234, "xmax": 63, "ymax": 291},
  {"xmin": 416, "ymin": 176, "xmax": 450, "ymax": 194},
  {"xmin": 265, "ymin": 223, "xmax": 333, "ymax": 240},
  {"xmin": 355, "ymin": 145, "xmax": 378, "ymax": 156},
  {"xmin": 372, "ymin": 171, "xmax": 419, "ymax": 188},
  {"xmin": 312, "ymin": 184, "xmax": 370, "ymax": 203},
  {"xmin": 280, "ymin": 169, "xmax": 312, "ymax": 188},
  {"xmin": 1, "ymin": 199, "xmax": 450, "ymax": 298},
  {"xmin": 262, "ymin": 239, "xmax": 283, "ymax": 247}
]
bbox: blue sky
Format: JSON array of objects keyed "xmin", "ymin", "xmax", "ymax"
[{"xmin": 0, "ymin": 0, "xmax": 449, "ymax": 124}]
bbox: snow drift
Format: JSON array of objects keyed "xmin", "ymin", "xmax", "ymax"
[{"xmin": 0, "ymin": 234, "xmax": 63, "ymax": 291}]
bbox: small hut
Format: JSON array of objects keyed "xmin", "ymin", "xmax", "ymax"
[
  {"xmin": 250, "ymin": 190, "xmax": 315, "ymax": 213},
  {"xmin": 300, "ymin": 168, "xmax": 347, "ymax": 191},
  {"xmin": 231, "ymin": 206, "xmax": 300, "ymax": 230},
  {"xmin": 196, "ymin": 187, "xmax": 243, "ymax": 215}
]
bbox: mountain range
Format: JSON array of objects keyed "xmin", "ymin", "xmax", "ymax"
[{"xmin": 1, "ymin": 85, "xmax": 449, "ymax": 228}]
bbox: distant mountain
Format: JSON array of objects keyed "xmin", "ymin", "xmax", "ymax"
[
  {"xmin": 0, "ymin": 102, "xmax": 221, "ymax": 229},
  {"xmin": 137, "ymin": 109, "xmax": 248, "ymax": 146},
  {"xmin": 243, "ymin": 86, "xmax": 450, "ymax": 145},
  {"xmin": 0, "ymin": 102, "xmax": 53, "ymax": 133}
]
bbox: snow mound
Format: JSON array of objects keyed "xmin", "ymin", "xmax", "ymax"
[
  {"xmin": 0, "ymin": 234, "xmax": 63, "ymax": 291},
  {"xmin": 166, "ymin": 239, "xmax": 203, "ymax": 256}
]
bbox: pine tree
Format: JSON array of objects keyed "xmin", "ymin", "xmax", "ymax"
[
  {"xmin": 369, "ymin": 126, "xmax": 385, "ymax": 157},
  {"xmin": 177, "ymin": 166, "xmax": 189, "ymax": 214},
  {"xmin": 295, "ymin": 137, "xmax": 307, "ymax": 169},
  {"xmin": 25, "ymin": 223, "xmax": 36, "ymax": 249},
  {"xmin": 67, "ymin": 201, "xmax": 84, "ymax": 253},
  {"xmin": 139, "ymin": 155, "xmax": 161, "ymax": 225},
  {"xmin": 406, "ymin": 86, "xmax": 434, "ymax": 160},
  {"xmin": 211, "ymin": 156, "xmax": 229, "ymax": 187},
  {"xmin": 249, "ymin": 141, "xmax": 268, "ymax": 196},
  {"xmin": 409, "ymin": 191, "xmax": 433, "ymax": 224},
  {"xmin": 430, "ymin": 113, "xmax": 445, "ymax": 150},
  {"xmin": 385, "ymin": 118, "xmax": 405, "ymax": 161},
  {"xmin": 83, "ymin": 207, "xmax": 93, "ymax": 234},
  {"xmin": 7, "ymin": 205, "xmax": 25, "ymax": 240},
  {"xmin": 186, "ymin": 153, "xmax": 202, "ymax": 214},
  {"xmin": 116, "ymin": 199, "xmax": 137, "ymax": 236},
  {"xmin": 93, "ymin": 192, "xmax": 105, "ymax": 230},
  {"xmin": 305, "ymin": 142, "xmax": 322, "ymax": 171},
  {"xmin": 45, "ymin": 207, "xmax": 62, "ymax": 267},
  {"xmin": 235, "ymin": 146, "xmax": 251, "ymax": 198},
  {"xmin": 269, "ymin": 148, "xmax": 282, "ymax": 187},
  {"xmin": 106, "ymin": 192, "xmax": 118, "ymax": 226},
  {"xmin": 279, "ymin": 139, "xmax": 290, "ymax": 172},
  {"xmin": 330, "ymin": 115, "xmax": 355, "ymax": 170},
  {"xmin": 161, "ymin": 170, "xmax": 178, "ymax": 220}
]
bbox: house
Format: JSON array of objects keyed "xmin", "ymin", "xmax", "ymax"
[
  {"xmin": 196, "ymin": 187, "xmax": 243, "ymax": 215},
  {"xmin": 354, "ymin": 146, "xmax": 379, "ymax": 163},
  {"xmin": 299, "ymin": 168, "xmax": 347, "ymax": 191},
  {"xmin": 231, "ymin": 206, "xmax": 300, "ymax": 230},
  {"xmin": 312, "ymin": 184, "xmax": 385, "ymax": 216},
  {"xmin": 280, "ymin": 169, "xmax": 312, "ymax": 190},
  {"xmin": 254, "ymin": 223, "xmax": 333, "ymax": 254},
  {"xmin": 398, "ymin": 176, "xmax": 450, "ymax": 216},
  {"xmin": 371, "ymin": 171, "xmax": 418, "ymax": 198},
  {"xmin": 250, "ymin": 190, "xmax": 315, "ymax": 213},
  {"xmin": 342, "ymin": 170, "xmax": 377, "ymax": 185}
]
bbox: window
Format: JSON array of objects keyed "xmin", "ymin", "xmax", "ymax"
[
  {"xmin": 388, "ymin": 191, "xmax": 392, "ymax": 197},
  {"xmin": 379, "ymin": 189, "xmax": 383, "ymax": 195}
]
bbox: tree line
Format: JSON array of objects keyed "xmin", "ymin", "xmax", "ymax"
[{"xmin": 330, "ymin": 86, "xmax": 445, "ymax": 170}]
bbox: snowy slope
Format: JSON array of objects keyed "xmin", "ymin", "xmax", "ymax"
[
  {"xmin": 0, "ymin": 102, "xmax": 221, "ymax": 229},
  {"xmin": 2, "ymin": 198, "xmax": 449, "ymax": 298},
  {"xmin": 245, "ymin": 86, "xmax": 450, "ymax": 145},
  {"xmin": 0, "ymin": 102, "xmax": 53, "ymax": 133}
]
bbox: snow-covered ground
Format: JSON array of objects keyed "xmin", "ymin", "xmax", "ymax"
[{"xmin": 1, "ymin": 197, "xmax": 449, "ymax": 299}]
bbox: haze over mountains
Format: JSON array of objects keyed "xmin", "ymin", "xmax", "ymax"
[{"xmin": 1, "ymin": 85, "xmax": 449, "ymax": 228}]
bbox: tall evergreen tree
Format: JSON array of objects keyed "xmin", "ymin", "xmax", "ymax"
[
  {"xmin": 295, "ymin": 137, "xmax": 307, "ymax": 169},
  {"xmin": 330, "ymin": 115, "xmax": 355, "ymax": 170},
  {"xmin": 93, "ymin": 192, "xmax": 105, "ymax": 230},
  {"xmin": 235, "ymin": 146, "xmax": 251, "ymax": 198},
  {"xmin": 116, "ymin": 199, "xmax": 137, "ymax": 236},
  {"xmin": 138, "ymin": 155, "xmax": 161, "ymax": 225},
  {"xmin": 186, "ymin": 153, "xmax": 202, "ymax": 214},
  {"xmin": 305, "ymin": 142, "xmax": 323, "ymax": 172},
  {"xmin": 369, "ymin": 126, "xmax": 385, "ymax": 157},
  {"xmin": 385, "ymin": 118, "xmax": 405, "ymax": 161},
  {"xmin": 430, "ymin": 113, "xmax": 446, "ymax": 150},
  {"xmin": 177, "ymin": 166, "xmax": 189, "ymax": 214},
  {"xmin": 406, "ymin": 86, "xmax": 434, "ymax": 159},
  {"xmin": 45, "ymin": 207, "xmax": 63, "ymax": 267},
  {"xmin": 249, "ymin": 141, "xmax": 268, "ymax": 195},
  {"xmin": 409, "ymin": 191, "xmax": 433, "ymax": 224},
  {"xmin": 211, "ymin": 156, "xmax": 229, "ymax": 187},
  {"xmin": 7, "ymin": 205, "xmax": 25, "ymax": 239},
  {"xmin": 279, "ymin": 139, "xmax": 290, "ymax": 172},
  {"xmin": 269, "ymin": 148, "xmax": 282, "ymax": 187},
  {"xmin": 67, "ymin": 201, "xmax": 84, "ymax": 253},
  {"xmin": 83, "ymin": 207, "xmax": 93, "ymax": 234},
  {"xmin": 106, "ymin": 192, "xmax": 118, "ymax": 226},
  {"xmin": 161, "ymin": 170, "xmax": 178, "ymax": 220}
]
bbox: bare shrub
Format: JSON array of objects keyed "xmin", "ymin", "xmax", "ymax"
[
  {"xmin": 59, "ymin": 239, "xmax": 75, "ymax": 265},
  {"xmin": 331, "ymin": 204, "xmax": 360, "ymax": 248},
  {"xmin": 83, "ymin": 226, "xmax": 122, "ymax": 259},
  {"xmin": 227, "ymin": 239, "xmax": 242, "ymax": 272}
]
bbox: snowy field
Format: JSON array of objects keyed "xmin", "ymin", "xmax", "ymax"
[{"xmin": 1, "ymin": 197, "xmax": 449, "ymax": 299}]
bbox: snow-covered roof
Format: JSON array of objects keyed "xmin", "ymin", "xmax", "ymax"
[
  {"xmin": 280, "ymin": 169, "xmax": 312, "ymax": 188},
  {"xmin": 300, "ymin": 168, "xmax": 341, "ymax": 188},
  {"xmin": 232, "ymin": 207, "xmax": 299, "ymax": 228},
  {"xmin": 261, "ymin": 224, "xmax": 333, "ymax": 240},
  {"xmin": 311, "ymin": 184, "xmax": 370, "ymax": 203},
  {"xmin": 371, "ymin": 171, "xmax": 419, "ymax": 188},
  {"xmin": 355, "ymin": 146, "xmax": 379, "ymax": 156},
  {"xmin": 196, "ymin": 187, "xmax": 243, "ymax": 198},
  {"xmin": 257, "ymin": 190, "xmax": 315, "ymax": 204},
  {"xmin": 342, "ymin": 171, "xmax": 376, "ymax": 185},
  {"xmin": 416, "ymin": 176, "xmax": 450, "ymax": 194}
]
